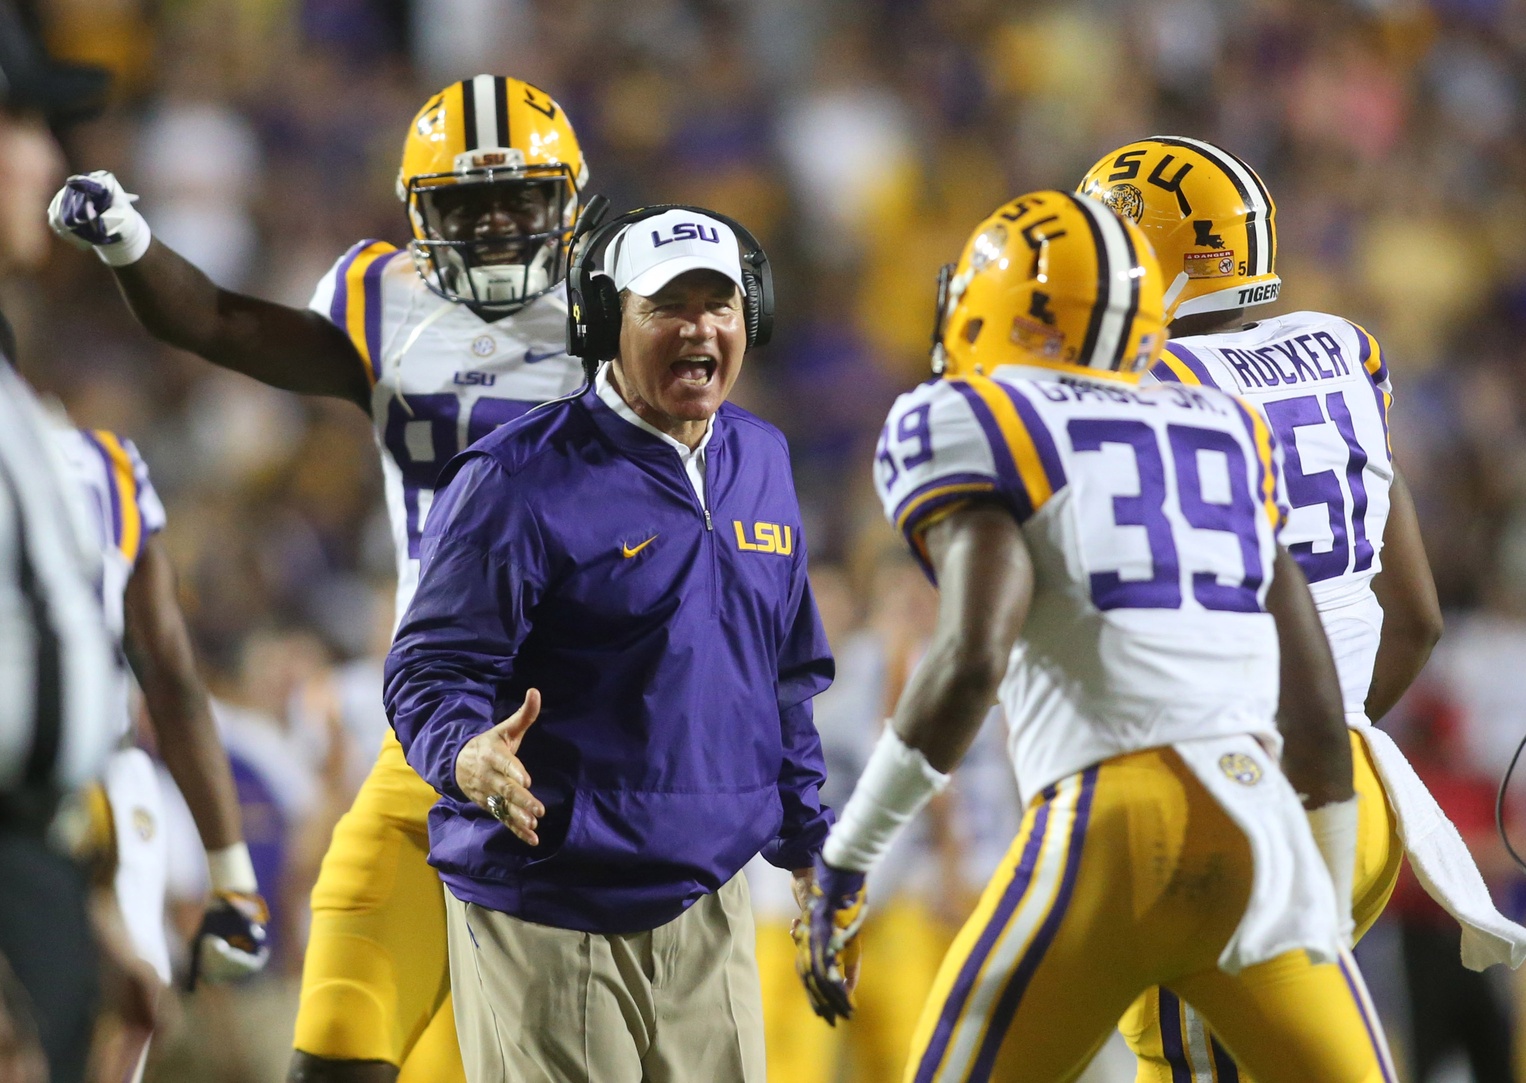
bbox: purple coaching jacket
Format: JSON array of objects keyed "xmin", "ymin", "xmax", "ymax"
[{"xmin": 384, "ymin": 384, "xmax": 835, "ymax": 933}]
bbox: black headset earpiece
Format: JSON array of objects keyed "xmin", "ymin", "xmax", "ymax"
[
  {"xmin": 739, "ymin": 241, "xmax": 774, "ymax": 349},
  {"xmin": 565, "ymin": 194, "xmax": 613, "ymax": 382},
  {"xmin": 565, "ymin": 201, "xmax": 774, "ymax": 377}
]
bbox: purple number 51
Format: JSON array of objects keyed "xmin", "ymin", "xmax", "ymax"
[{"xmin": 1263, "ymin": 390, "xmax": 1371, "ymax": 584}]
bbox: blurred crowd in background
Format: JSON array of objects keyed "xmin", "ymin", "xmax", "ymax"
[{"xmin": 8, "ymin": 0, "xmax": 1526, "ymax": 1078}]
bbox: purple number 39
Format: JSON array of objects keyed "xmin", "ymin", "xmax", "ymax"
[
  {"xmin": 877, "ymin": 403, "xmax": 935, "ymax": 487},
  {"xmin": 1068, "ymin": 418, "xmax": 1263, "ymax": 613}
]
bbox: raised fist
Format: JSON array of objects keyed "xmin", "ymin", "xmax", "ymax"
[{"xmin": 47, "ymin": 171, "xmax": 151, "ymax": 265}]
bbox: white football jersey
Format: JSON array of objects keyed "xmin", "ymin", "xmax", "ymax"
[
  {"xmin": 52, "ymin": 428, "xmax": 166, "ymax": 741},
  {"xmin": 308, "ymin": 241, "xmax": 585, "ymax": 622},
  {"xmin": 876, "ymin": 366, "xmax": 1288, "ymax": 801},
  {"xmin": 1152, "ymin": 312, "xmax": 1394, "ymax": 719}
]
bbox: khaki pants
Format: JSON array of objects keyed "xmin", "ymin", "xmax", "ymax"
[{"xmin": 445, "ymin": 874, "xmax": 766, "ymax": 1083}]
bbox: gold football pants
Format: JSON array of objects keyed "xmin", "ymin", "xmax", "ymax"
[
  {"xmin": 293, "ymin": 729, "xmax": 466, "ymax": 1082},
  {"xmin": 1119, "ymin": 728, "xmax": 1402, "ymax": 1083},
  {"xmin": 906, "ymin": 746, "xmax": 1396, "ymax": 1082}
]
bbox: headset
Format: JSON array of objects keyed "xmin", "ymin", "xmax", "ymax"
[
  {"xmin": 565, "ymin": 196, "xmax": 774, "ymax": 382},
  {"xmin": 928, "ymin": 262, "xmax": 954, "ymax": 376},
  {"xmin": 1500, "ymin": 731, "xmax": 1526, "ymax": 872}
]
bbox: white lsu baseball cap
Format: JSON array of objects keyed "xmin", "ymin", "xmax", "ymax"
[{"xmin": 606, "ymin": 209, "xmax": 744, "ymax": 297}]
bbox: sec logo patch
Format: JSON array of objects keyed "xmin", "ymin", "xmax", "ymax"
[
  {"xmin": 1218, "ymin": 752, "xmax": 1262, "ymax": 786},
  {"xmin": 132, "ymin": 806, "xmax": 156, "ymax": 841},
  {"xmin": 471, "ymin": 335, "xmax": 496, "ymax": 357}
]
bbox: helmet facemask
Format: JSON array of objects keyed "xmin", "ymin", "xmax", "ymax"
[{"xmin": 404, "ymin": 157, "xmax": 579, "ymax": 316}]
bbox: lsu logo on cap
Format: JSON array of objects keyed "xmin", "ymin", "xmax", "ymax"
[
  {"xmin": 652, "ymin": 222, "xmax": 721, "ymax": 247},
  {"xmin": 1219, "ymin": 752, "xmax": 1263, "ymax": 786}
]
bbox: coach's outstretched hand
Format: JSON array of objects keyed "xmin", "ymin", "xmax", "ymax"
[
  {"xmin": 455, "ymin": 689, "xmax": 546, "ymax": 845},
  {"xmin": 795, "ymin": 857, "xmax": 866, "ymax": 1025},
  {"xmin": 47, "ymin": 170, "xmax": 152, "ymax": 266}
]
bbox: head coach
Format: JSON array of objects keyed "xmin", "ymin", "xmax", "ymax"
[{"xmin": 384, "ymin": 204, "xmax": 836, "ymax": 1082}]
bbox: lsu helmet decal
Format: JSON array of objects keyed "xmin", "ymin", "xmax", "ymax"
[
  {"xmin": 931, "ymin": 191, "xmax": 1165, "ymax": 380},
  {"xmin": 1079, "ymin": 136, "xmax": 1279, "ymax": 322},
  {"xmin": 399, "ymin": 75, "xmax": 590, "ymax": 313}
]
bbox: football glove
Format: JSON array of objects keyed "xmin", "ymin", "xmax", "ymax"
[
  {"xmin": 187, "ymin": 890, "xmax": 270, "ymax": 990},
  {"xmin": 47, "ymin": 171, "xmax": 152, "ymax": 266},
  {"xmin": 794, "ymin": 859, "xmax": 866, "ymax": 1025}
]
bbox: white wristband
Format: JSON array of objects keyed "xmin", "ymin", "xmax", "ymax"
[
  {"xmin": 206, "ymin": 842, "xmax": 259, "ymax": 895},
  {"xmin": 1306, "ymin": 796, "xmax": 1358, "ymax": 942},
  {"xmin": 95, "ymin": 204, "xmax": 151, "ymax": 267},
  {"xmin": 822, "ymin": 726, "xmax": 951, "ymax": 873}
]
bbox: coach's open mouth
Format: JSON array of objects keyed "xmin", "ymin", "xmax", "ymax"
[{"xmin": 671, "ymin": 355, "xmax": 716, "ymax": 385}]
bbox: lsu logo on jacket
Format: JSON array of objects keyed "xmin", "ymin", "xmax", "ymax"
[{"xmin": 733, "ymin": 520, "xmax": 793, "ymax": 555}]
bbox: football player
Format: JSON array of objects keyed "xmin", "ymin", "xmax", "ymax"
[
  {"xmin": 800, "ymin": 190, "xmax": 1398, "ymax": 1080},
  {"xmin": 48, "ymin": 75, "xmax": 589, "ymax": 1083},
  {"xmin": 1077, "ymin": 136, "xmax": 1525, "ymax": 1082},
  {"xmin": 52, "ymin": 426, "xmax": 267, "ymax": 1082}
]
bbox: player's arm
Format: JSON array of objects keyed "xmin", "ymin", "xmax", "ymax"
[
  {"xmin": 889, "ymin": 504, "xmax": 1033, "ymax": 769},
  {"xmin": 123, "ymin": 533, "xmax": 241, "ymax": 851},
  {"xmin": 799, "ymin": 503, "xmax": 1032, "ymax": 1022},
  {"xmin": 114, "ymin": 240, "xmax": 371, "ymax": 407},
  {"xmin": 49, "ymin": 172, "xmax": 370, "ymax": 409},
  {"xmin": 1366, "ymin": 469, "xmax": 1442, "ymax": 721},
  {"xmin": 1265, "ymin": 544, "xmax": 1359, "ymax": 939},
  {"xmin": 1266, "ymin": 545, "xmax": 1353, "ymax": 808},
  {"xmin": 122, "ymin": 533, "xmax": 269, "ymax": 984}
]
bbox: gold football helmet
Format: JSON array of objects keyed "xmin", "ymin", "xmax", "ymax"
[
  {"xmin": 1078, "ymin": 137, "xmax": 1278, "ymax": 322},
  {"xmin": 932, "ymin": 191, "xmax": 1165, "ymax": 379},
  {"xmin": 398, "ymin": 75, "xmax": 590, "ymax": 313}
]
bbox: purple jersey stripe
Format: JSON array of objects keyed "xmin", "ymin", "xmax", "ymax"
[
  {"xmin": 891, "ymin": 472, "xmax": 996, "ymax": 533},
  {"xmin": 902, "ymin": 490, "xmax": 990, "ymax": 582},
  {"xmin": 1368, "ymin": 380, "xmax": 1392, "ymax": 462},
  {"xmin": 892, "ymin": 472, "xmax": 1000, "ymax": 581},
  {"xmin": 912, "ymin": 784, "xmax": 1060, "ymax": 1083},
  {"xmin": 1338, "ymin": 954, "xmax": 1397, "ymax": 1083},
  {"xmin": 362, "ymin": 250, "xmax": 402, "ymax": 382},
  {"xmin": 1350, "ymin": 322, "xmax": 1389, "ymax": 385},
  {"xmin": 1229, "ymin": 400, "xmax": 1283, "ymax": 533},
  {"xmin": 1158, "ymin": 989, "xmax": 1194, "ymax": 1083},
  {"xmin": 996, "ymin": 382, "xmax": 1067, "ymax": 494},
  {"xmin": 949, "ymin": 381, "xmax": 1035, "ymax": 522},
  {"xmin": 328, "ymin": 242, "xmax": 372, "ymax": 329},
  {"xmin": 1210, "ymin": 1036, "xmax": 1241, "ymax": 1082},
  {"xmin": 1165, "ymin": 343, "xmax": 1222, "ymax": 389},
  {"xmin": 970, "ymin": 765, "xmax": 1100, "ymax": 1078},
  {"xmin": 82, "ymin": 430, "xmax": 123, "ymax": 550}
]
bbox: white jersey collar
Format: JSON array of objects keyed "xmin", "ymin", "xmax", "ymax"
[{"xmin": 594, "ymin": 363, "xmax": 714, "ymax": 460}]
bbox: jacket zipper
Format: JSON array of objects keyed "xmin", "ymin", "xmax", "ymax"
[
  {"xmin": 675, "ymin": 445, "xmax": 719, "ymax": 618},
  {"xmin": 698, "ymin": 452, "xmax": 718, "ymax": 618}
]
